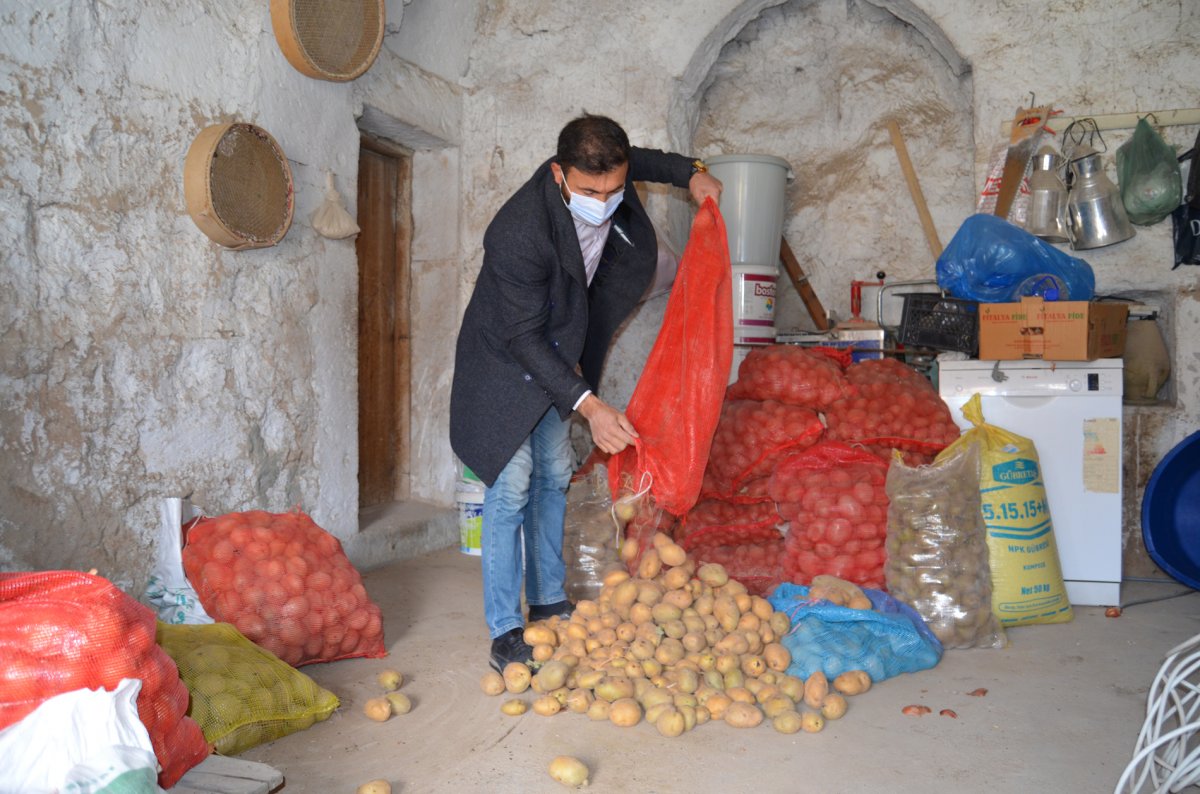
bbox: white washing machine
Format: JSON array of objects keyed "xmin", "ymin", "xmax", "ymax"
[{"xmin": 938, "ymin": 359, "xmax": 1124, "ymax": 606}]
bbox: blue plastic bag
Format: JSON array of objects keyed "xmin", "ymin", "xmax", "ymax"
[
  {"xmin": 767, "ymin": 583, "xmax": 942, "ymax": 683},
  {"xmin": 936, "ymin": 213, "xmax": 1095, "ymax": 302}
]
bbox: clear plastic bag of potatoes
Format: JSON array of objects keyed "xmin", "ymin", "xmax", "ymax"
[
  {"xmin": 884, "ymin": 443, "xmax": 1007, "ymax": 650},
  {"xmin": 563, "ymin": 464, "xmax": 623, "ymax": 602}
]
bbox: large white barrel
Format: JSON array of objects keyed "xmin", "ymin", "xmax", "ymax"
[
  {"xmin": 731, "ymin": 263, "xmax": 777, "ymax": 346},
  {"xmin": 705, "ymin": 154, "xmax": 793, "ymax": 268},
  {"xmin": 707, "ymin": 154, "xmax": 791, "ymax": 348}
]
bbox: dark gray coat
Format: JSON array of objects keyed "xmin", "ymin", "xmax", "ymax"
[{"xmin": 450, "ymin": 147, "xmax": 694, "ymax": 486}]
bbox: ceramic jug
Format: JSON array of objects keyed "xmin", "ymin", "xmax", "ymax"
[{"xmin": 1123, "ymin": 318, "xmax": 1170, "ymax": 404}]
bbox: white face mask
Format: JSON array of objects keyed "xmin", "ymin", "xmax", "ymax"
[{"xmin": 561, "ymin": 174, "xmax": 623, "ymax": 226}]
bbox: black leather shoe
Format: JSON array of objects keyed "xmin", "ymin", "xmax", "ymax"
[
  {"xmin": 489, "ymin": 628, "xmax": 534, "ymax": 673},
  {"xmin": 528, "ymin": 600, "xmax": 574, "ymax": 622}
]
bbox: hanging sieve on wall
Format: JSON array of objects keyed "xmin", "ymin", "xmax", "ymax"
[
  {"xmin": 183, "ymin": 122, "xmax": 295, "ymax": 250},
  {"xmin": 270, "ymin": 0, "xmax": 385, "ymax": 82}
]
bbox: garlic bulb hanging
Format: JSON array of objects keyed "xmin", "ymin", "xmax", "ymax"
[{"xmin": 311, "ymin": 170, "xmax": 360, "ymax": 239}]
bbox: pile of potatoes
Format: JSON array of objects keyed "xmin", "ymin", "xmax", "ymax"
[{"xmin": 480, "ymin": 533, "xmax": 872, "ymax": 737}]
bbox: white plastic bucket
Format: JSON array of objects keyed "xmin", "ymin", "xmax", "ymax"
[
  {"xmin": 732, "ymin": 263, "xmax": 777, "ymax": 345},
  {"xmin": 705, "ymin": 154, "xmax": 793, "ymax": 268},
  {"xmin": 455, "ymin": 479, "xmax": 484, "ymax": 556}
]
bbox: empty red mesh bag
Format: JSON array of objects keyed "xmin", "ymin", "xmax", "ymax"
[
  {"xmin": 705, "ymin": 399, "xmax": 824, "ymax": 493},
  {"xmin": 0, "ymin": 571, "xmax": 209, "ymax": 788},
  {"xmin": 677, "ymin": 497, "xmax": 782, "ymax": 551},
  {"xmin": 727, "ymin": 345, "xmax": 854, "ymax": 409},
  {"xmin": 692, "ymin": 538, "xmax": 786, "ymax": 597},
  {"xmin": 183, "ymin": 509, "xmax": 386, "ymax": 667},
  {"xmin": 769, "ymin": 442, "xmax": 891, "ymax": 590},
  {"xmin": 615, "ymin": 487, "xmax": 679, "ymax": 572},
  {"xmin": 824, "ymin": 359, "xmax": 960, "ymax": 461},
  {"xmin": 608, "ymin": 197, "xmax": 733, "ymax": 518}
]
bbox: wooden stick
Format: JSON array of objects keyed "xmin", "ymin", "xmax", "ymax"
[
  {"xmin": 886, "ymin": 119, "xmax": 943, "ymax": 260},
  {"xmin": 779, "ymin": 238, "xmax": 831, "ymax": 331}
]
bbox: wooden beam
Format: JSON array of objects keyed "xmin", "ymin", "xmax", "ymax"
[{"xmin": 779, "ymin": 238, "xmax": 830, "ymax": 331}]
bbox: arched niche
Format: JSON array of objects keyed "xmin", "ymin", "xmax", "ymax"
[{"xmin": 667, "ymin": 0, "xmax": 973, "ymax": 329}]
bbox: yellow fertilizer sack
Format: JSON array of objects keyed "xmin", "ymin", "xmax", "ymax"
[
  {"xmin": 937, "ymin": 393, "xmax": 1073, "ymax": 627},
  {"xmin": 158, "ymin": 621, "xmax": 339, "ymax": 755}
]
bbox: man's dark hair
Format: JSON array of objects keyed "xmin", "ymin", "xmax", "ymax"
[{"xmin": 556, "ymin": 114, "xmax": 630, "ymax": 174}]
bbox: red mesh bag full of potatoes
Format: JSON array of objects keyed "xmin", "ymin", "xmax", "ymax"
[
  {"xmin": 726, "ymin": 345, "xmax": 854, "ymax": 409},
  {"xmin": 699, "ymin": 471, "xmax": 774, "ymax": 505},
  {"xmin": 691, "ymin": 538, "xmax": 786, "ymax": 597},
  {"xmin": 823, "ymin": 358, "xmax": 961, "ymax": 464},
  {"xmin": 769, "ymin": 442, "xmax": 891, "ymax": 590},
  {"xmin": 676, "ymin": 497, "xmax": 782, "ymax": 551},
  {"xmin": 183, "ymin": 509, "xmax": 386, "ymax": 667},
  {"xmin": 0, "ymin": 571, "xmax": 209, "ymax": 789},
  {"xmin": 704, "ymin": 399, "xmax": 824, "ymax": 494}
]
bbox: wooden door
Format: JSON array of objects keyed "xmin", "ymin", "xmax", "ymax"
[{"xmin": 356, "ymin": 137, "xmax": 412, "ymax": 507}]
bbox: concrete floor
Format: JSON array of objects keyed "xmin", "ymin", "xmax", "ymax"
[{"xmin": 240, "ymin": 546, "xmax": 1200, "ymax": 794}]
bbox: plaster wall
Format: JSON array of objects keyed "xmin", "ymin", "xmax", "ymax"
[
  {"xmin": 1, "ymin": 0, "xmax": 1197, "ymax": 595},
  {"xmin": 0, "ymin": 0, "xmax": 456, "ymax": 592}
]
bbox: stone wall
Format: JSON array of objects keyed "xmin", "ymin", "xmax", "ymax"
[{"xmin": 1, "ymin": 0, "xmax": 1196, "ymax": 593}]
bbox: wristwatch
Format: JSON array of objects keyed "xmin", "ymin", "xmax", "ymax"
[{"xmin": 690, "ymin": 159, "xmax": 708, "ymax": 176}]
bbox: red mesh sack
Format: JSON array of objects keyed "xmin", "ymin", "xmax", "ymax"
[
  {"xmin": 769, "ymin": 442, "xmax": 890, "ymax": 590},
  {"xmin": 784, "ymin": 540, "xmax": 887, "ymax": 591},
  {"xmin": 677, "ymin": 498, "xmax": 782, "ymax": 551},
  {"xmin": 692, "ymin": 538, "xmax": 786, "ymax": 597},
  {"xmin": 824, "ymin": 360, "xmax": 960, "ymax": 460},
  {"xmin": 727, "ymin": 345, "xmax": 854, "ymax": 409},
  {"xmin": 608, "ymin": 197, "xmax": 733, "ymax": 518},
  {"xmin": 0, "ymin": 571, "xmax": 209, "ymax": 789},
  {"xmin": 183, "ymin": 509, "xmax": 386, "ymax": 667},
  {"xmin": 845, "ymin": 356, "xmax": 936, "ymax": 391},
  {"xmin": 699, "ymin": 472, "xmax": 772, "ymax": 504},
  {"xmin": 706, "ymin": 399, "xmax": 824, "ymax": 493},
  {"xmin": 613, "ymin": 482, "xmax": 678, "ymax": 572}
]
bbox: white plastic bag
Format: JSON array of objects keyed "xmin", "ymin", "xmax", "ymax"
[
  {"xmin": 0, "ymin": 678, "xmax": 162, "ymax": 794},
  {"xmin": 144, "ymin": 497, "xmax": 212, "ymax": 625}
]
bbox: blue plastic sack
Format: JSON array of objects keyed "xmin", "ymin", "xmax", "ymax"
[
  {"xmin": 767, "ymin": 583, "xmax": 942, "ymax": 683},
  {"xmin": 936, "ymin": 213, "xmax": 1095, "ymax": 302}
]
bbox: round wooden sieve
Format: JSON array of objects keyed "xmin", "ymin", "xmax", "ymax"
[
  {"xmin": 270, "ymin": 0, "xmax": 385, "ymax": 82},
  {"xmin": 183, "ymin": 123, "xmax": 295, "ymax": 250}
]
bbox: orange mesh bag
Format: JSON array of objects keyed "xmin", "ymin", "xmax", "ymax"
[
  {"xmin": 846, "ymin": 356, "xmax": 935, "ymax": 392},
  {"xmin": 727, "ymin": 345, "xmax": 854, "ymax": 409},
  {"xmin": 699, "ymin": 472, "xmax": 773, "ymax": 504},
  {"xmin": 0, "ymin": 571, "xmax": 209, "ymax": 789},
  {"xmin": 824, "ymin": 359, "xmax": 960, "ymax": 462},
  {"xmin": 182, "ymin": 509, "xmax": 386, "ymax": 667},
  {"xmin": 769, "ymin": 442, "xmax": 891, "ymax": 590},
  {"xmin": 676, "ymin": 498, "xmax": 782, "ymax": 551},
  {"xmin": 608, "ymin": 197, "xmax": 733, "ymax": 519},
  {"xmin": 691, "ymin": 538, "xmax": 786, "ymax": 597},
  {"xmin": 704, "ymin": 399, "xmax": 824, "ymax": 494},
  {"xmin": 613, "ymin": 485, "xmax": 679, "ymax": 573}
]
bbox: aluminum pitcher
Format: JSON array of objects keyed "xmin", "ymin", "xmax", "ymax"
[
  {"xmin": 1066, "ymin": 145, "xmax": 1135, "ymax": 250},
  {"xmin": 1026, "ymin": 146, "xmax": 1070, "ymax": 243}
]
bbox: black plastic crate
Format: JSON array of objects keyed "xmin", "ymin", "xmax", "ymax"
[{"xmin": 898, "ymin": 292, "xmax": 979, "ymax": 355}]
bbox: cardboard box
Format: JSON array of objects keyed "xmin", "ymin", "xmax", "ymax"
[{"xmin": 978, "ymin": 297, "xmax": 1128, "ymax": 360}]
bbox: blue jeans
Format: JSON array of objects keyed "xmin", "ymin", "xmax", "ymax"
[{"xmin": 481, "ymin": 407, "xmax": 573, "ymax": 639}]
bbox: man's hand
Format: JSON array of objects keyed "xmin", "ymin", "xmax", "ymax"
[
  {"xmin": 689, "ymin": 171, "xmax": 723, "ymax": 205},
  {"xmin": 576, "ymin": 394, "xmax": 638, "ymax": 455}
]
